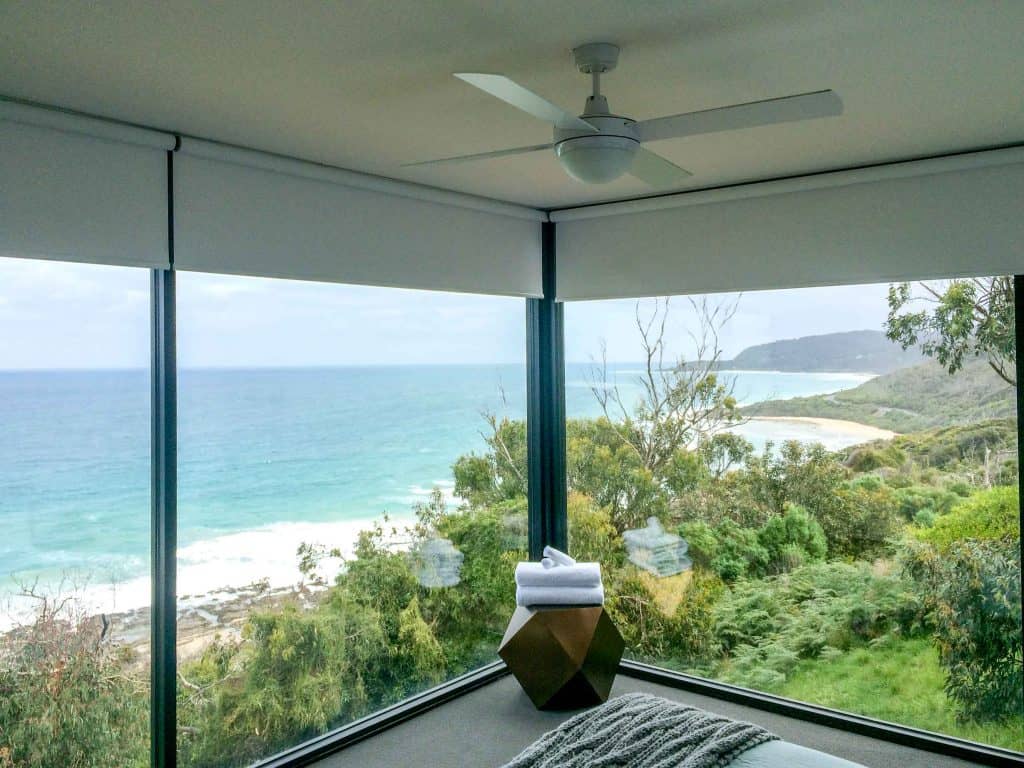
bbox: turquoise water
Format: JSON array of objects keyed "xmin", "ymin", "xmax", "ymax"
[{"xmin": 0, "ymin": 364, "xmax": 873, "ymax": 613}]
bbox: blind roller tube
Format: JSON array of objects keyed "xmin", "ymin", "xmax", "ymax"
[
  {"xmin": 0, "ymin": 100, "xmax": 173, "ymax": 269},
  {"xmin": 173, "ymin": 139, "xmax": 544, "ymax": 297}
]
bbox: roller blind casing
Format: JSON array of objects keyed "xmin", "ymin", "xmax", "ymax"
[
  {"xmin": 0, "ymin": 118, "xmax": 170, "ymax": 269},
  {"xmin": 554, "ymin": 150, "xmax": 1024, "ymax": 300},
  {"xmin": 173, "ymin": 144, "xmax": 544, "ymax": 297}
]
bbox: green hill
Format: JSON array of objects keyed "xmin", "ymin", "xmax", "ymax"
[
  {"xmin": 745, "ymin": 357, "xmax": 1016, "ymax": 432},
  {"xmin": 726, "ymin": 330, "xmax": 922, "ymax": 374}
]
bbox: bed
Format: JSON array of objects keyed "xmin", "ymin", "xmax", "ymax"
[{"xmin": 501, "ymin": 693, "xmax": 866, "ymax": 768}]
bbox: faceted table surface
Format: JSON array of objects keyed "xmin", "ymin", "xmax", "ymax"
[{"xmin": 498, "ymin": 605, "xmax": 625, "ymax": 710}]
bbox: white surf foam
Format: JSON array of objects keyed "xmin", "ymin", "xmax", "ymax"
[{"xmin": 0, "ymin": 513, "xmax": 416, "ymax": 632}]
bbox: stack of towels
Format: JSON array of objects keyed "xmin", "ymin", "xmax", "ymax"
[{"xmin": 514, "ymin": 546, "xmax": 604, "ymax": 607}]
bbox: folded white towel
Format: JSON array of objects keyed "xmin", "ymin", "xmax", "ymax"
[
  {"xmin": 541, "ymin": 557, "xmax": 556, "ymax": 569},
  {"xmin": 516, "ymin": 584, "xmax": 604, "ymax": 607},
  {"xmin": 543, "ymin": 546, "xmax": 576, "ymax": 566},
  {"xmin": 515, "ymin": 562, "xmax": 602, "ymax": 588}
]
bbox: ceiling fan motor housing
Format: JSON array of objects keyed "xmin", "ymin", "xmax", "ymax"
[{"xmin": 554, "ymin": 115, "xmax": 639, "ymax": 184}]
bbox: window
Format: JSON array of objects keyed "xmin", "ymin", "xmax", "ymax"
[
  {"xmin": 174, "ymin": 273, "xmax": 527, "ymax": 766},
  {"xmin": 563, "ymin": 278, "xmax": 1022, "ymax": 751},
  {"xmin": 0, "ymin": 257, "xmax": 151, "ymax": 767}
]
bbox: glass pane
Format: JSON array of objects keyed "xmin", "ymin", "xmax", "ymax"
[
  {"xmin": 0, "ymin": 257, "xmax": 151, "ymax": 767},
  {"xmin": 175, "ymin": 274, "xmax": 526, "ymax": 766},
  {"xmin": 565, "ymin": 278, "xmax": 1022, "ymax": 752}
]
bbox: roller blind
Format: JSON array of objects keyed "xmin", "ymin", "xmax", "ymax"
[
  {"xmin": 0, "ymin": 100, "xmax": 174, "ymax": 269},
  {"xmin": 552, "ymin": 147, "xmax": 1024, "ymax": 301},
  {"xmin": 174, "ymin": 139, "xmax": 545, "ymax": 297}
]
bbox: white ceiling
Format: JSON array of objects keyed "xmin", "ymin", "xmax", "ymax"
[{"xmin": 1, "ymin": 1, "xmax": 1022, "ymax": 210}]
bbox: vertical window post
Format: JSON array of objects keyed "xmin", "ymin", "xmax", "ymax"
[
  {"xmin": 151, "ymin": 150, "xmax": 177, "ymax": 768},
  {"xmin": 1015, "ymin": 274, "xmax": 1024, "ymax": 684},
  {"xmin": 526, "ymin": 220, "xmax": 567, "ymax": 559}
]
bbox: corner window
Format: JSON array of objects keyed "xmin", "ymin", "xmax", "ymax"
[{"xmin": 561, "ymin": 278, "xmax": 1022, "ymax": 751}]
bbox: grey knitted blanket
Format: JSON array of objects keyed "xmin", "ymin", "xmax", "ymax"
[{"xmin": 501, "ymin": 693, "xmax": 777, "ymax": 768}]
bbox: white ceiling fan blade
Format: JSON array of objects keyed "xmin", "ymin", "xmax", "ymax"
[
  {"xmin": 636, "ymin": 90, "xmax": 843, "ymax": 143},
  {"xmin": 454, "ymin": 73, "xmax": 596, "ymax": 131},
  {"xmin": 402, "ymin": 143, "xmax": 552, "ymax": 167},
  {"xmin": 629, "ymin": 147, "xmax": 693, "ymax": 187}
]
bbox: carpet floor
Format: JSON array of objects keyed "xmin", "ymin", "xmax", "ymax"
[{"xmin": 313, "ymin": 672, "xmax": 986, "ymax": 768}]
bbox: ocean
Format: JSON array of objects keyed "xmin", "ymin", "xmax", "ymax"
[{"xmin": 0, "ymin": 364, "xmax": 875, "ymax": 621}]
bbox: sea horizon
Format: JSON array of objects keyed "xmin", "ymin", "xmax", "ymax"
[{"xmin": 0, "ymin": 357, "xmax": 888, "ymax": 373}]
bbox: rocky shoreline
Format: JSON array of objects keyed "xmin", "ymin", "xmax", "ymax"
[{"xmin": 105, "ymin": 581, "xmax": 328, "ymax": 669}]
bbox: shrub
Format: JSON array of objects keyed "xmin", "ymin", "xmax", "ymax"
[
  {"xmin": 743, "ymin": 441, "xmax": 848, "ymax": 517},
  {"xmin": 915, "ymin": 486, "xmax": 1019, "ymax": 549},
  {"xmin": 666, "ymin": 570, "xmax": 725, "ymax": 666},
  {"xmin": 895, "ymin": 485, "xmax": 962, "ymax": 521},
  {"xmin": 914, "ymin": 509, "xmax": 937, "ymax": 528},
  {"xmin": 0, "ymin": 599, "xmax": 148, "ymax": 768},
  {"xmin": 756, "ymin": 505, "xmax": 827, "ymax": 575},
  {"xmin": 678, "ymin": 520, "xmax": 718, "ymax": 570},
  {"xmin": 567, "ymin": 418, "xmax": 670, "ymax": 531},
  {"xmin": 179, "ymin": 501, "xmax": 528, "ymax": 767},
  {"xmin": 846, "ymin": 444, "xmax": 905, "ymax": 472},
  {"xmin": 680, "ymin": 507, "xmax": 826, "ymax": 582},
  {"xmin": 880, "ymin": 470, "xmax": 914, "ymax": 489},
  {"xmin": 890, "ymin": 419, "xmax": 1018, "ymax": 473},
  {"xmin": 905, "ymin": 538, "xmax": 1022, "ymax": 721},
  {"xmin": 708, "ymin": 521, "xmax": 768, "ymax": 582},
  {"xmin": 947, "ymin": 481, "xmax": 972, "ymax": 498},
  {"xmin": 679, "ymin": 519, "xmax": 767, "ymax": 582},
  {"xmin": 818, "ymin": 481, "xmax": 901, "ymax": 559},
  {"xmin": 607, "ymin": 563, "xmax": 725, "ymax": 668},
  {"xmin": 178, "ymin": 594, "xmax": 399, "ymax": 767},
  {"xmin": 850, "ymin": 474, "xmax": 884, "ymax": 492},
  {"xmin": 567, "ymin": 491, "xmax": 623, "ymax": 567}
]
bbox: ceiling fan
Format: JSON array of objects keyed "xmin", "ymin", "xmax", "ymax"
[{"xmin": 406, "ymin": 43, "xmax": 842, "ymax": 187}]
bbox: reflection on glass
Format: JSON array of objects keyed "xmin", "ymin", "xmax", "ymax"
[
  {"xmin": 623, "ymin": 517, "xmax": 692, "ymax": 577},
  {"xmin": 413, "ymin": 537, "xmax": 464, "ymax": 587}
]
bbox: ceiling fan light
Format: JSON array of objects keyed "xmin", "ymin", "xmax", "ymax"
[{"xmin": 555, "ymin": 134, "xmax": 639, "ymax": 184}]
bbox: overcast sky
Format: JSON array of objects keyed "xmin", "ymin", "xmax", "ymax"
[{"xmin": 0, "ymin": 257, "xmax": 892, "ymax": 369}]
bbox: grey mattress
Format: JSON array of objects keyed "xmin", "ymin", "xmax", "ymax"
[{"xmin": 730, "ymin": 740, "xmax": 865, "ymax": 767}]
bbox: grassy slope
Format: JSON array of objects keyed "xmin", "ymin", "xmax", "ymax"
[
  {"xmin": 777, "ymin": 638, "xmax": 1024, "ymax": 752},
  {"xmin": 745, "ymin": 357, "xmax": 1016, "ymax": 432}
]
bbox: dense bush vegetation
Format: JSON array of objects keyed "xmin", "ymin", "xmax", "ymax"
[
  {"xmin": 0, "ymin": 599, "xmax": 148, "ymax": 768},
  {"xmin": 905, "ymin": 487, "xmax": 1022, "ymax": 721},
  {"xmin": 914, "ymin": 486, "xmax": 1020, "ymax": 548}
]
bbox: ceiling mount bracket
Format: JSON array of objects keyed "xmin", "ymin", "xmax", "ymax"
[{"xmin": 572, "ymin": 42, "xmax": 620, "ymax": 75}]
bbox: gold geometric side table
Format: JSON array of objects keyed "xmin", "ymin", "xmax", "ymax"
[{"xmin": 498, "ymin": 605, "xmax": 625, "ymax": 710}]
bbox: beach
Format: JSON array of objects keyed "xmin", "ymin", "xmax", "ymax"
[{"xmin": 745, "ymin": 416, "xmax": 897, "ymax": 442}]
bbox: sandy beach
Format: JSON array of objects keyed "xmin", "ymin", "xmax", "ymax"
[
  {"xmin": 745, "ymin": 417, "xmax": 897, "ymax": 442},
  {"xmin": 737, "ymin": 417, "xmax": 897, "ymax": 448}
]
